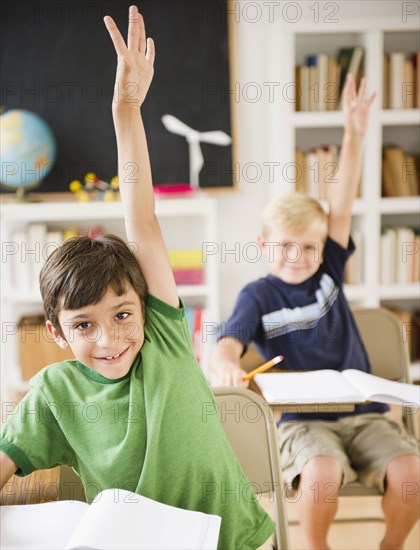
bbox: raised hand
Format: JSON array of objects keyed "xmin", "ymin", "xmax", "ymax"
[
  {"xmin": 343, "ymin": 73, "xmax": 376, "ymax": 137},
  {"xmin": 104, "ymin": 5, "xmax": 155, "ymax": 111}
]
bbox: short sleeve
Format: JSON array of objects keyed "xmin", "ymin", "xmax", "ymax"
[
  {"xmin": 0, "ymin": 387, "xmax": 74, "ymax": 476},
  {"xmin": 143, "ymin": 294, "xmax": 196, "ymax": 361},
  {"xmin": 323, "ymin": 235, "xmax": 355, "ymax": 285},
  {"xmin": 218, "ymin": 287, "xmax": 262, "ymax": 349}
]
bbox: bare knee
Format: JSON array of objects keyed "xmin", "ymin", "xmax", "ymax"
[
  {"xmin": 300, "ymin": 456, "xmax": 343, "ymax": 496},
  {"xmin": 385, "ymin": 455, "xmax": 420, "ymax": 502}
]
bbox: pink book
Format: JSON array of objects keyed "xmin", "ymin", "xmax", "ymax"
[
  {"xmin": 173, "ymin": 269, "xmax": 204, "ymax": 285},
  {"xmin": 154, "ymin": 184, "xmax": 196, "ymax": 196}
]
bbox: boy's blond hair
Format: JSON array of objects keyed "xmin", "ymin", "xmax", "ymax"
[{"xmin": 261, "ymin": 192, "xmax": 329, "ymax": 238}]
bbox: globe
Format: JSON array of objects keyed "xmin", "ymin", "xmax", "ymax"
[{"xmin": 0, "ymin": 109, "xmax": 57, "ymax": 200}]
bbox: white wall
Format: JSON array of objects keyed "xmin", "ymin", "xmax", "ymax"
[{"xmin": 212, "ymin": 0, "xmax": 416, "ymax": 320}]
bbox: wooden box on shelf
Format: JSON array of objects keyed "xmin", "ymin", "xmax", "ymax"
[{"xmin": 18, "ymin": 315, "xmax": 74, "ymax": 381}]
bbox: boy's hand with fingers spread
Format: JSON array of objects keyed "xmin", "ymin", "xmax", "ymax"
[
  {"xmin": 327, "ymin": 73, "xmax": 376, "ymax": 248},
  {"xmin": 104, "ymin": 5, "xmax": 155, "ymax": 111},
  {"xmin": 103, "ymin": 5, "xmax": 178, "ymax": 307},
  {"xmin": 343, "ymin": 73, "xmax": 376, "ymax": 137}
]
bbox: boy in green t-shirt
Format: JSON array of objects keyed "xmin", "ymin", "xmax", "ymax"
[{"xmin": 0, "ymin": 7, "xmax": 274, "ymax": 549}]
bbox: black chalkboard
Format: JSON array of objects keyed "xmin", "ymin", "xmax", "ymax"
[{"xmin": 0, "ymin": 0, "xmax": 234, "ymax": 192}]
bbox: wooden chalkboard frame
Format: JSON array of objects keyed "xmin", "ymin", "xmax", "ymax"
[{"xmin": 0, "ymin": 0, "xmax": 239, "ymax": 194}]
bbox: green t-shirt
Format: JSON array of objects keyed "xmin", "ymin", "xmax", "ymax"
[{"xmin": 1, "ymin": 295, "xmax": 274, "ymax": 549}]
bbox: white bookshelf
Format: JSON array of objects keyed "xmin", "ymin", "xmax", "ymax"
[
  {"xmin": 272, "ymin": 18, "xmax": 419, "ymax": 312},
  {"xmin": 0, "ymin": 195, "xmax": 219, "ymax": 399}
]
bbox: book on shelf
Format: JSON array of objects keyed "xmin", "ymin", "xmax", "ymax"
[
  {"xmin": 294, "ymin": 65, "xmax": 301, "ymax": 111},
  {"xmin": 254, "ymin": 369, "xmax": 420, "ymax": 407},
  {"xmin": 344, "ymin": 229, "xmax": 363, "ymax": 285},
  {"xmin": 169, "ymin": 249, "xmax": 204, "ymax": 286},
  {"xmin": 382, "ymin": 155, "xmax": 394, "ymax": 197},
  {"xmin": 172, "ymin": 268, "xmax": 204, "ymax": 285},
  {"xmin": 307, "ymin": 54, "xmax": 318, "ymax": 112},
  {"xmin": 383, "ymin": 53, "xmax": 389, "ymax": 109},
  {"xmin": 413, "ymin": 51, "xmax": 420, "ymax": 109},
  {"xmin": 382, "ymin": 146, "xmax": 420, "ymax": 197},
  {"xmin": 295, "ymin": 145, "xmax": 339, "ymax": 199},
  {"xmin": 10, "ymin": 225, "xmax": 80, "ymax": 293},
  {"xmin": 404, "ymin": 58, "xmax": 414, "ymax": 109},
  {"xmin": 0, "ymin": 488, "xmax": 221, "ymax": 550},
  {"xmin": 294, "ymin": 148, "xmax": 306, "ymax": 193},
  {"xmin": 168, "ymin": 249, "xmax": 202, "ymax": 268},
  {"xmin": 383, "ymin": 51, "xmax": 419, "ymax": 109},
  {"xmin": 294, "ymin": 48, "xmax": 361, "ymax": 112},
  {"xmin": 305, "ymin": 148, "xmax": 318, "ymax": 198},
  {"xmin": 317, "ymin": 53, "xmax": 328, "ymax": 112},
  {"xmin": 10, "ymin": 230, "xmax": 31, "ymax": 293},
  {"xmin": 380, "ymin": 226, "xmax": 419, "ymax": 284},
  {"xmin": 299, "ymin": 65, "xmax": 310, "ymax": 111},
  {"xmin": 185, "ymin": 306, "xmax": 204, "ymax": 363},
  {"xmin": 389, "ymin": 52, "xmax": 406, "ymax": 109},
  {"xmin": 380, "ymin": 228, "xmax": 397, "ymax": 284},
  {"xmin": 45, "ymin": 230, "xmax": 64, "ymax": 256},
  {"xmin": 337, "ymin": 46, "xmax": 364, "ymax": 109},
  {"xmin": 412, "ymin": 234, "xmax": 420, "ymax": 283},
  {"xmin": 404, "ymin": 154, "xmax": 420, "ymax": 196},
  {"xmin": 395, "ymin": 226, "xmax": 416, "ymax": 284},
  {"xmin": 27, "ymin": 223, "xmax": 47, "ymax": 293},
  {"xmin": 326, "ymin": 56, "xmax": 340, "ymax": 111},
  {"xmin": 306, "ymin": 53, "xmax": 329, "ymax": 111}
]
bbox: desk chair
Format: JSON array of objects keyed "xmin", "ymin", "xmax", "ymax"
[
  {"xmin": 337, "ymin": 307, "xmax": 419, "ymax": 505},
  {"xmin": 214, "ymin": 386, "xmax": 290, "ymax": 550},
  {"xmin": 239, "ymin": 307, "xmax": 419, "ymax": 524}
]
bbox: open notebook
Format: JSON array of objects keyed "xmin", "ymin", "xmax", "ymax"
[
  {"xmin": 255, "ymin": 369, "xmax": 420, "ymax": 406},
  {"xmin": 0, "ymin": 488, "xmax": 221, "ymax": 550}
]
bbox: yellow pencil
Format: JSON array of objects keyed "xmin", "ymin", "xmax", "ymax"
[{"xmin": 242, "ymin": 355, "xmax": 284, "ymax": 381}]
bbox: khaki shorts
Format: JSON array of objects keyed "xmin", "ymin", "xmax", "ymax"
[{"xmin": 278, "ymin": 413, "xmax": 420, "ymax": 493}]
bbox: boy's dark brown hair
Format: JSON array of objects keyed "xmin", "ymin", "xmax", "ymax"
[{"xmin": 40, "ymin": 234, "xmax": 148, "ymax": 337}]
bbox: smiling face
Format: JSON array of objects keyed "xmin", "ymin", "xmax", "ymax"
[
  {"xmin": 47, "ymin": 286, "xmax": 145, "ymax": 379},
  {"xmin": 259, "ymin": 225, "xmax": 326, "ymax": 284}
]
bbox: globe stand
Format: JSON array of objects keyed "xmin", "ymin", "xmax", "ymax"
[
  {"xmin": 1, "ymin": 186, "xmax": 41, "ymax": 203},
  {"xmin": 16, "ymin": 187, "xmax": 40, "ymax": 203}
]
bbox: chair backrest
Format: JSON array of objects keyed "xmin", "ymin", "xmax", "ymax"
[
  {"xmin": 214, "ymin": 386, "xmax": 290, "ymax": 550},
  {"xmin": 352, "ymin": 307, "xmax": 418, "ymax": 440},
  {"xmin": 352, "ymin": 307, "xmax": 411, "ymax": 382}
]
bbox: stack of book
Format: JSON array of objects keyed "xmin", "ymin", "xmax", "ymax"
[
  {"xmin": 382, "ymin": 146, "xmax": 420, "ymax": 197},
  {"xmin": 168, "ymin": 249, "xmax": 204, "ymax": 285},
  {"xmin": 8, "ymin": 225, "xmax": 106, "ymax": 294},
  {"xmin": 380, "ymin": 226, "xmax": 420, "ymax": 284},
  {"xmin": 295, "ymin": 145, "xmax": 358, "ymax": 199},
  {"xmin": 8, "ymin": 224, "xmax": 81, "ymax": 294},
  {"xmin": 383, "ymin": 51, "xmax": 420, "ymax": 109},
  {"xmin": 295, "ymin": 47, "xmax": 364, "ymax": 111}
]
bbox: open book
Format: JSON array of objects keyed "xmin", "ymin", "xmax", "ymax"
[
  {"xmin": 0, "ymin": 488, "xmax": 221, "ymax": 550},
  {"xmin": 255, "ymin": 369, "xmax": 420, "ymax": 406}
]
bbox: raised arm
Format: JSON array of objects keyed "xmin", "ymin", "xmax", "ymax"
[
  {"xmin": 327, "ymin": 74, "xmax": 376, "ymax": 248},
  {"xmin": 104, "ymin": 6, "xmax": 178, "ymax": 307}
]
